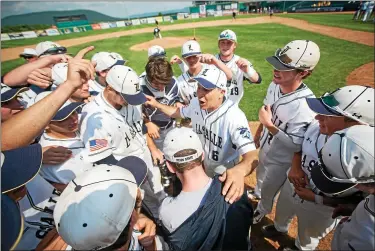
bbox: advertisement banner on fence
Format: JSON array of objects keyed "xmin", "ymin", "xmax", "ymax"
[
  {"xmin": 140, "ymin": 18, "xmax": 147, "ymax": 24},
  {"xmin": 45, "ymin": 29, "xmax": 60, "ymax": 36},
  {"xmin": 8, "ymin": 32, "xmax": 24, "ymax": 40},
  {"xmin": 177, "ymin": 13, "xmax": 190, "ymax": 20},
  {"xmin": 214, "ymin": 10, "xmax": 223, "ymax": 17},
  {"xmin": 22, "ymin": 31, "xmax": 38, "ymax": 38},
  {"xmin": 222, "ymin": 10, "xmax": 233, "ymax": 15},
  {"xmin": 100, "ymin": 23, "xmax": 110, "ymax": 29},
  {"xmin": 231, "ymin": 3, "xmax": 238, "ymax": 9},
  {"xmin": 155, "ymin": 16, "xmax": 163, "ymax": 23},
  {"xmin": 91, "ymin": 23, "xmax": 101, "ymax": 30},
  {"xmin": 132, "ymin": 19, "xmax": 141, "ymax": 25},
  {"xmin": 116, "ymin": 21, "xmax": 126, "ymax": 27},
  {"xmin": 224, "ymin": 5, "xmax": 231, "ymax": 10},
  {"xmin": 207, "ymin": 9, "xmax": 215, "ymax": 16},
  {"xmin": 1, "ymin": 33, "xmax": 10, "ymax": 41},
  {"xmin": 147, "ymin": 17, "xmax": 156, "ymax": 24},
  {"xmin": 163, "ymin": 16, "xmax": 171, "ymax": 22},
  {"xmin": 199, "ymin": 5, "xmax": 206, "ymax": 16},
  {"xmin": 191, "ymin": 13, "xmax": 199, "ymax": 19},
  {"xmin": 217, "ymin": 5, "xmax": 222, "ymax": 11},
  {"xmin": 109, "ymin": 22, "xmax": 117, "ymax": 28}
]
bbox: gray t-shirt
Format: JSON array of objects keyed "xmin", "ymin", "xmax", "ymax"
[{"xmin": 159, "ymin": 178, "xmax": 213, "ymax": 232}]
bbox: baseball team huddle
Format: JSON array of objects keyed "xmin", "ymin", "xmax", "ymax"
[{"xmin": 1, "ymin": 28, "xmax": 374, "ymax": 251}]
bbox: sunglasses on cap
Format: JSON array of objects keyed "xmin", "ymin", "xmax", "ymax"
[
  {"xmin": 39, "ymin": 47, "xmax": 67, "ymax": 57},
  {"xmin": 20, "ymin": 55, "xmax": 36, "ymax": 59},
  {"xmin": 274, "ymin": 48, "xmax": 311, "ymax": 71}
]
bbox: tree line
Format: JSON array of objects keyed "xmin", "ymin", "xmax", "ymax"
[{"xmin": 1, "ymin": 24, "xmax": 52, "ymax": 33}]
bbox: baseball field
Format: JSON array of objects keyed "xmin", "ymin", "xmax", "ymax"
[{"xmin": 1, "ymin": 12, "xmax": 374, "ymax": 249}]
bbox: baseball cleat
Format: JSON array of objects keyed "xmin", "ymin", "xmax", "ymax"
[
  {"xmin": 252, "ymin": 210, "xmax": 265, "ymax": 224},
  {"xmin": 261, "ymin": 225, "xmax": 287, "ymax": 238}
]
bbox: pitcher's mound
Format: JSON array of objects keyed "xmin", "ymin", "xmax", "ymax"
[
  {"xmin": 346, "ymin": 62, "xmax": 374, "ymax": 88},
  {"xmin": 130, "ymin": 37, "xmax": 194, "ymax": 51}
]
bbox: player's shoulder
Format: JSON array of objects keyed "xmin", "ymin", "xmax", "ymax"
[{"xmin": 225, "ymin": 99, "xmax": 247, "ymax": 120}]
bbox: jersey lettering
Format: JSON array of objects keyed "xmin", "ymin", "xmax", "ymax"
[
  {"xmin": 195, "ymin": 124, "xmax": 223, "ymax": 148},
  {"xmin": 124, "ymin": 133, "xmax": 131, "ymax": 147}
]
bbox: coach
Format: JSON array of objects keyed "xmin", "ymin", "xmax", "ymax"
[{"xmin": 145, "ymin": 67, "xmax": 258, "ymax": 203}]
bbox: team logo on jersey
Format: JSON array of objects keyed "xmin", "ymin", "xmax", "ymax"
[
  {"xmin": 201, "ymin": 69, "xmax": 209, "ymax": 76},
  {"xmin": 237, "ymin": 127, "xmax": 252, "ymax": 140}
]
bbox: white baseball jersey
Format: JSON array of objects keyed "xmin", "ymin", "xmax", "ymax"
[
  {"xmin": 331, "ymin": 195, "xmax": 375, "ymax": 250},
  {"xmin": 299, "ymin": 121, "xmax": 362, "ymax": 198},
  {"xmin": 16, "ymin": 174, "xmax": 60, "ymax": 250},
  {"xmin": 180, "ymin": 97, "xmax": 256, "ymax": 176},
  {"xmin": 176, "ymin": 63, "xmax": 214, "ymax": 104},
  {"xmin": 38, "ymin": 132, "xmax": 93, "ymax": 184},
  {"xmin": 259, "ymin": 82, "xmax": 316, "ymax": 167},
  {"xmin": 80, "ymin": 92, "xmax": 147, "ymax": 163},
  {"xmin": 215, "ymin": 54, "xmax": 257, "ymax": 104}
]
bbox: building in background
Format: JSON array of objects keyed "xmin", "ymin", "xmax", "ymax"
[{"xmin": 54, "ymin": 14, "xmax": 93, "ymax": 34}]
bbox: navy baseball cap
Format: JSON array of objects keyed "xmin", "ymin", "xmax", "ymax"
[
  {"xmin": 116, "ymin": 156, "xmax": 148, "ymax": 186},
  {"xmin": 34, "ymin": 91, "xmax": 84, "ymax": 121},
  {"xmin": 1, "ymin": 84, "xmax": 28, "ymax": 103},
  {"xmin": 193, "ymin": 67, "xmax": 227, "ymax": 90},
  {"xmin": 1, "ymin": 194, "xmax": 23, "ymax": 250},
  {"xmin": 1, "ymin": 144, "xmax": 43, "ymax": 193}
]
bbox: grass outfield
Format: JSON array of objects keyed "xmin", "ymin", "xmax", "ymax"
[
  {"xmin": 283, "ymin": 13, "xmax": 375, "ymax": 32},
  {"xmin": 2, "ymin": 24, "xmax": 373, "ymax": 120},
  {"xmin": 1, "ymin": 14, "xmax": 259, "ymax": 49}
]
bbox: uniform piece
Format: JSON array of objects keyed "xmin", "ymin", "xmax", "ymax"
[
  {"xmin": 39, "ymin": 132, "xmax": 93, "ymax": 184},
  {"xmin": 180, "ymin": 97, "xmax": 255, "ymax": 177},
  {"xmin": 16, "ymin": 174, "xmax": 61, "ymax": 250},
  {"xmin": 255, "ymin": 82, "xmax": 315, "ymax": 214}
]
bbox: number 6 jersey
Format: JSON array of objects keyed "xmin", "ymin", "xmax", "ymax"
[{"xmin": 180, "ymin": 97, "xmax": 256, "ymax": 177}]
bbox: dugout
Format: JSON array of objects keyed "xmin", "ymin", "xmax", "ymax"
[{"xmin": 54, "ymin": 15, "xmax": 93, "ymax": 34}]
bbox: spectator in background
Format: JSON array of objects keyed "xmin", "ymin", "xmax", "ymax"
[{"xmin": 19, "ymin": 48, "xmax": 38, "ymax": 63}]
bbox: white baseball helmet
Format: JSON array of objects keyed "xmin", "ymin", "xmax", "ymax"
[
  {"xmin": 267, "ymin": 40, "xmax": 320, "ymax": 71},
  {"xmin": 218, "ymin": 30, "xmax": 237, "ymax": 43},
  {"xmin": 181, "ymin": 40, "xmax": 201, "ymax": 58},
  {"xmin": 148, "ymin": 45, "xmax": 166, "ymax": 58}
]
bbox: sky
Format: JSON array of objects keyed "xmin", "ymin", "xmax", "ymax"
[{"xmin": 1, "ymin": 1, "xmax": 193, "ymax": 18}]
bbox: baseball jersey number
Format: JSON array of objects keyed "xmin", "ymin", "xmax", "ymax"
[
  {"xmin": 301, "ymin": 154, "xmax": 317, "ymax": 172},
  {"xmin": 230, "ymin": 87, "xmax": 239, "ymax": 96},
  {"xmin": 212, "ymin": 150, "xmax": 219, "ymax": 161},
  {"xmin": 267, "ymin": 115, "xmax": 283, "ymax": 145}
]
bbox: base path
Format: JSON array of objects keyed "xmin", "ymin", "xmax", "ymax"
[{"xmin": 2, "ymin": 15, "xmax": 373, "ymax": 62}]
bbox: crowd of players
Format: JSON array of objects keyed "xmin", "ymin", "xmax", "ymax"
[{"xmin": 2, "ymin": 28, "xmax": 374, "ymax": 251}]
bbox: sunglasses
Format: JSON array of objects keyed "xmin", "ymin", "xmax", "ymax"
[
  {"xmin": 21, "ymin": 55, "xmax": 36, "ymax": 59},
  {"xmin": 39, "ymin": 47, "xmax": 67, "ymax": 57},
  {"xmin": 274, "ymin": 48, "xmax": 311, "ymax": 70}
]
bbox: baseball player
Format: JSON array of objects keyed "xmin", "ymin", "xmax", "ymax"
[
  {"xmin": 2, "ymin": 144, "xmax": 62, "ymax": 250},
  {"xmin": 19, "ymin": 48, "xmax": 38, "ymax": 63},
  {"xmin": 153, "ymin": 27, "xmax": 162, "ymax": 39},
  {"xmin": 309, "ymin": 125, "xmax": 375, "ymax": 250},
  {"xmin": 174, "ymin": 40, "xmax": 233, "ymax": 105},
  {"xmin": 145, "ymin": 66, "xmax": 258, "ymax": 203},
  {"xmin": 261, "ymin": 85, "xmax": 374, "ymax": 250},
  {"xmin": 53, "ymin": 158, "xmax": 166, "ymax": 250},
  {"xmin": 1, "ymin": 84, "xmax": 27, "ymax": 122},
  {"xmin": 80, "ymin": 65, "xmax": 165, "ymax": 219},
  {"xmin": 251, "ymin": 40, "xmax": 321, "ymax": 224},
  {"xmin": 216, "ymin": 29, "xmax": 262, "ymax": 104},
  {"xmin": 141, "ymin": 45, "xmax": 189, "ymax": 77},
  {"xmin": 35, "ymin": 91, "xmax": 93, "ymax": 191},
  {"xmin": 90, "ymin": 51, "xmax": 126, "ymax": 95}
]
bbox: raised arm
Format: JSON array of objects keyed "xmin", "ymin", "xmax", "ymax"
[{"xmin": 144, "ymin": 95, "xmax": 182, "ymax": 119}]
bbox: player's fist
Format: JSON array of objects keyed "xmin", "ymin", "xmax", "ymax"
[
  {"xmin": 235, "ymin": 58, "xmax": 250, "ymax": 73},
  {"xmin": 66, "ymin": 58, "xmax": 95, "ymax": 89},
  {"xmin": 294, "ymin": 186, "xmax": 315, "ymax": 202},
  {"xmin": 74, "ymin": 45, "xmax": 95, "ymax": 59},
  {"xmin": 27, "ymin": 68, "xmax": 52, "ymax": 89},
  {"xmin": 170, "ymin": 55, "xmax": 182, "ymax": 65},
  {"xmin": 197, "ymin": 54, "xmax": 217, "ymax": 65},
  {"xmin": 288, "ymin": 165, "xmax": 307, "ymax": 188},
  {"xmin": 134, "ymin": 214, "xmax": 156, "ymax": 250},
  {"xmin": 258, "ymin": 105, "xmax": 273, "ymax": 127},
  {"xmin": 42, "ymin": 146, "xmax": 72, "ymax": 165},
  {"xmin": 146, "ymin": 121, "xmax": 160, "ymax": 139}
]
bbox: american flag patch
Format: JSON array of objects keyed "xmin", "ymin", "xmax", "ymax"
[{"xmin": 89, "ymin": 139, "xmax": 108, "ymax": 152}]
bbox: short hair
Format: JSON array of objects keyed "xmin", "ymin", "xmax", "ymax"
[
  {"xmin": 296, "ymin": 69, "xmax": 313, "ymax": 79},
  {"xmin": 167, "ymin": 149, "xmax": 203, "ymax": 173},
  {"xmin": 145, "ymin": 57, "xmax": 173, "ymax": 86}
]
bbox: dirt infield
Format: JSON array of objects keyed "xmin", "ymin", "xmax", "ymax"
[
  {"xmin": 2, "ymin": 15, "xmax": 374, "ymax": 62},
  {"xmin": 130, "ymin": 36, "xmax": 193, "ymax": 51},
  {"xmin": 346, "ymin": 62, "xmax": 374, "ymax": 88}
]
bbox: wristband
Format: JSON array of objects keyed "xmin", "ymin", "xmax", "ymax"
[
  {"xmin": 244, "ymin": 64, "xmax": 256, "ymax": 79},
  {"xmin": 314, "ymin": 194, "xmax": 323, "ymax": 204}
]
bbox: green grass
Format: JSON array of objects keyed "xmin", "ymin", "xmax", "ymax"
[
  {"xmin": 1, "ymin": 14, "xmax": 259, "ymax": 49},
  {"xmin": 282, "ymin": 13, "xmax": 375, "ymax": 32},
  {"xmin": 2, "ymin": 23, "xmax": 373, "ymax": 120}
]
